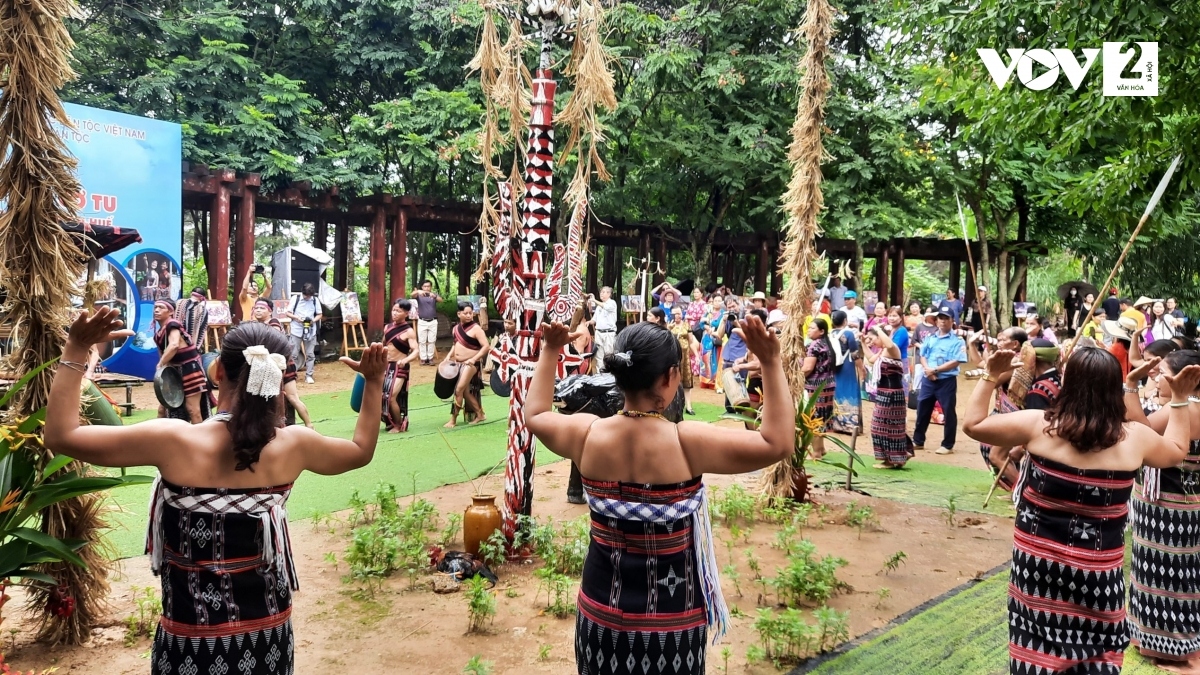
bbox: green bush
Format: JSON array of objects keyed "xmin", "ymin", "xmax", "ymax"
[{"xmin": 771, "ymin": 539, "xmax": 847, "ymax": 606}]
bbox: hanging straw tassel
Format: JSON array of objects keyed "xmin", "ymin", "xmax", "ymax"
[{"xmin": 760, "ymin": 0, "xmax": 835, "ymax": 500}]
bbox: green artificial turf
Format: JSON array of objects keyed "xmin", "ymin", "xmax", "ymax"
[
  {"xmin": 102, "ymin": 384, "xmax": 559, "ymax": 558},
  {"xmin": 806, "ymin": 451, "xmax": 1015, "ymax": 517},
  {"xmin": 803, "ymin": 566, "xmax": 1163, "ymax": 675}
]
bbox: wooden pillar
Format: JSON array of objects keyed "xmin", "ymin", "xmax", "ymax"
[
  {"xmin": 723, "ymin": 252, "xmax": 736, "ymax": 288},
  {"xmin": 890, "ymin": 240, "xmax": 905, "ymax": 307},
  {"xmin": 948, "ymin": 259, "xmax": 962, "ymax": 300},
  {"xmin": 771, "ymin": 243, "xmax": 784, "ymax": 297},
  {"xmin": 964, "ymin": 263, "xmax": 977, "ymax": 321},
  {"xmin": 314, "ymin": 218, "xmax": 328, "ymax": 251},
  {"xmin": 755, "ymin": 237, "xmax": 770, "ymax": 294},
  {"xmin": 458, "ymin": 234, "xmax": 473, "ymax": 295},
  {"xmin": 586, "ymin": 239, "xmax": 599, "ymax": 296},
  {"xmin": 652, "ymin": 237, "xmax": 667, "ymax": 286},
  {"xmin": 208, "ymin": 169, "xmax": 234, "ymax": 303},
  {"xmin": 232, "ymin": 180, "xmax": 258, "ymax": 321},
  {"xmin": 389, "ymin": 207, "xmax": 408, "ymax": 303},
  {"xmin": 367, "ymin": 208, "xmax": 387, "ymax": 336},
  {"xmin": 333, "ymin": 220, "xmax": 349, "ymax": 290},
  {"xmin": 875, "ymin": 244, "xmax": 890, "ymax": 309}
]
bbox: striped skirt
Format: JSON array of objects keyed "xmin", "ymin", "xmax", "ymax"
[
  {"xmin": 175, "ymin": 356, "xmax": 207, "ymax": 397},
  {"xmin": 871, "ymin": 386, "xmax": 912, "ymax": 465},
  {"xmin": 806, "ymin": 379, "xmax": 835, "ymax": 424},
  {"xmin": 1128, "ymin": 463, "xmax": 1200, "ymax": 661}
]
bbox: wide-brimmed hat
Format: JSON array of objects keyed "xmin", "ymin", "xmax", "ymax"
[
  {"xmin": 1102, "ymin": 315, "xmax": 1139, "ymax": 341},
  {"xmin": 751, "ymin": 291, "xmax": 767, "ymax": 301},
  {"xmin": 1133, "ymin": 295, "xmax": 1161, "ymax": 309},
  {"xmin": 766, "ymin": 309, "xmax": 787, "ymax": 326}
]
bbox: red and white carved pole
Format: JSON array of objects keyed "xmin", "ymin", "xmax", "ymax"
[{"xmin": 501, "ymin": 23, "xmax": 559, "ymax": 538}]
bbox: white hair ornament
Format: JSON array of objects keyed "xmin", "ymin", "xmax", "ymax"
[{"xmin": 242, "ymin": 345, "xmax": 287, "ymax": 398}]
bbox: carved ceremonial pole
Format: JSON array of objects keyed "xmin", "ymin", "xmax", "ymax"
[{"xmin": 501, "ymin": 16, "xmax": 560, "ymax": 539}]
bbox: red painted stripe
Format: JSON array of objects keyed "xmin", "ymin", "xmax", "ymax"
[
  {"xmin": 1021, "ymin": 489, "xmax": 1128, "ymax": 518},
  {"xmin": 1009, "ymin": 641, "xmax": 1123, "ymax": 670},
  {"xmin": 577, "ymin": 592, "xmax": 706, "ymax": 632},
  {"xmin": 1031, "ymin": 460, "xmax": 1135, "ymax": 488},
  {"xmin": 1009, "ymin": 583, "xmax": 1126, "ymax": 623}
]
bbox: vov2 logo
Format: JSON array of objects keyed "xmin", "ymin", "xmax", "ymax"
[{"xmin": 977, "ymin": 42, "xmax": 1158, "ymax": 97}]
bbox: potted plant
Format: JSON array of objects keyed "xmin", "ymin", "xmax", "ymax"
[{"xmin": 722, "ymin": 383, "xmax": 863, "ymax": 501}]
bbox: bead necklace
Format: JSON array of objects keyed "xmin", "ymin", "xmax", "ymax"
[{"xmin": 616, "ymin": 409, "xmax": 668, "ymax": 421}]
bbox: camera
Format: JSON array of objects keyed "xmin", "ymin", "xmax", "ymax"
[{"xmin": 253, "ymin": 264, "xmax": 265, "ymax": 275}]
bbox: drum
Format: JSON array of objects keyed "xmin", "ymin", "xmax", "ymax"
[
  {"xmin": 435, "ymin": 361, "xmax": 461, "ymax": 400},
  {"xmin": 154, "ymin": 366, "xmax": 185, "ymax": 410},
  {"xmin": 350, "ymin": 373, "xmax": 365, "ymax": 413},
  {"xmin": 721, "ymin": 369, "xmax": 751, "ymax": 408},
  {"xmin": 202, "ymin": 352, "xmax": 220, "ymax": 390},
  {"xmin": 490, "ymin": 369, "xmax": 512, "ymax": 398}
]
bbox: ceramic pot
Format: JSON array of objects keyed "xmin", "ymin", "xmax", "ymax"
[
  {"xmin": 463, "ymin": 494, "xmax": 502, "ymax": 556},
  {"xmin": 790, "ymin": 468, "xmax": 811, "ymax": 503}
]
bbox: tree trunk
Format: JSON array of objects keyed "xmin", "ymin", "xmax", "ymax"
[
  {"xmin": 444, "ymin": 234, "xmax": 453, "ymax": 293},
  {"xmin": 852, "ymin": 240, "xmax": 864, "ymax": 292},
  {"xmin": 967, "ymin": 196, "xmax": 997, "ymax": 331},
  {"xmin": 992, "ymin": 203, "xmax": 1010, "ymax": 331}
]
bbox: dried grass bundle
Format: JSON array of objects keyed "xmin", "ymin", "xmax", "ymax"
[
  {"xmin": 0, "ymin": 0, "xmax": 113, "ymax": 644},
  {"xmin": 558, "ymin": 0, "xmax": 617, "ymax": 176},
  {"xmin": 759, "ymin": 0, "xmax": 835, "ymax": 500},
  {"xmin": 493, "ymin": 17, "xmax": 532, "ymax": 147}
]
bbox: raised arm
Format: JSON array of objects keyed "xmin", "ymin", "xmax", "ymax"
[
  {"xmin": 1123, "ymin": 357, "xmax": 1162, "ymax": 430},
  {"xmin": 44, "ymin": 308, "xmax": 183, "ymax": 468},
  {"xmin": 871, "ymin": 325, "xmax": 902, "ymax": 360},
  {"xmin": 240, "ymin": 266, "xmax": 253, "ymax": 298},
  {"xmin": 297, "ymin": 344, "xmax": 387, "ymax": 474},
  {"xmin": 526, "ymin": 323, "xmax": 595, "ymax": 464},
  {"xmin": 963, "ymin": 349, "xmax": 1043, "ymax": 447},
  {"xmin": 680, "ymin": 316, "xmax": 794, "ymax": 474},
  {"xmin": 1140, "ymin": 364, "xmax": 1200, "ymax": 468}
]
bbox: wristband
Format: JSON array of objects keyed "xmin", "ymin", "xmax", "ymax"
[
  {"xmin": 1123, "ymin": 386, "xmax": 1139, "ymax": 394},
  {"xmin": 982, "ymin": 374, "xmax": 1000, "ymax": 384},
  {"xmin": 60, "ymin": 360, "xmax": 88, "ymax": 374}
]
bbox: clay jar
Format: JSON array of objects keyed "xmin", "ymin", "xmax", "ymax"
[{"xmin": 463, "ymin": 494, "xmax": 502, "ymax": 556}]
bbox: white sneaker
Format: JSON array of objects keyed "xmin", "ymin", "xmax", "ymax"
[{"xmin": 305, "ymin": 376, "xmax": 315, "ymax": 384}]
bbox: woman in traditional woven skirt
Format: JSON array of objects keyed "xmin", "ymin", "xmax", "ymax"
[
  {"xmin": 802, "ymin": 315, "xmax": 836, "ymax": 460},
  {"xmin": 383, "ymin": 299, "xmax": 419, "ymax": 432},
  {"xmin": 863, "ymin": 325, "xmax": 912, "ymax": 468},
  {"xmin": 526, "ymin": 318, "xmax": 794, "ymax": 674},
  {"xmin": 1123, "ymin": 349, "xmax": 1200, "ymax": 671},
  {"xmin": 828, "ymin": 311, "xmax": 861, "ymax": 434},
  {"xmin": 964, "ymin": 347, "xmax": 1200, "ymax": 675},
  {"xmin": 45, "ymin": 310, "xmax": 388, "ymax": 675}
]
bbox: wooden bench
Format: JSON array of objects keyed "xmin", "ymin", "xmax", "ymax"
[{"xmin": 93, "ymin": 373, "xmax": 146, "ymax": 417}]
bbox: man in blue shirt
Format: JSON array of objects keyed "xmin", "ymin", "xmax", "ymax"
[{"xmin": 914, "ymin": 305, "xmax": 968, "ymax": 454}]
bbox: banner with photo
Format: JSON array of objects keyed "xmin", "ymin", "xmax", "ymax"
[{"xmin": 57, "ymin": 102, "xmax": 182, "ymax": 379}]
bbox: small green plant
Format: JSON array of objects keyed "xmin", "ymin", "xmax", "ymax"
[
  {"xmin": 478, "ymin": 528, "xmax": 508, "ymax": 569},
  {"xmin": 746, "ymin": 551, "xmax": 769, "ymax": 605},
  {"xmin": 441, "ymin": 513, "xmax": 463, "ymax": 547},
  {"xmin": 882, "ymin": 551, "xmax": 907, "ymax": 575},
  {"xmin": 504, "ymin": 588, "xmax": 520, "ymax": 599},
  {"xmin": 875, "ymin": 587, "xmax": 891, "ymax": 609},
  {"xmin": 753, "ymin": 606, "xmax": 851, "ymax": 665},
  {"xmin": 462, "ymin": 655, "xmax": 493, "ymax": 674},
  {"xmin": 771, "ymin": 539, "xmax": 848, "ymax": 606},
  {"xmin": 719, "ymin": 646, "xmax": 732, "ymax": 673},
  {"xmin": 844, "ymin": 502, "xmax": 878, "ymax": 539},
  {"xmin": 944, "ymin": 495, "xmax": 958, "ymax": 527},
  {"xmin": 528, "ymin": 515, "xmax": 589, "ymax": 576},
  {"xmin": 722, "ymin": 563, "xmax": 742, "ymax": 597},
  {"xmin": 123, "ymin": 586, "xmax": 160, "ymax": 646},
  {"xmin": 343, "ymin": 486, "xmax": 441, "ymax": 595},
  {"xmin": 714, "ymin": 483, "xmax": 756, "ymax": 525},
  {"xmin": 323, "ymin": 551, "xmax": 338, "ymax": 569},
  {"xmin": 537, "ymin": 644, "xmax": 553, "ymax": 662},
  {"xmin": 464, "ymin": 574, "xmax": 496, "ymax": 633},
  {"xmin": 534, "ymin": 567, "xmax": 576, "ymax": 618},
  {"xmin": 730, "ymin": 605, "xmax": 747, "ymax": 618}
]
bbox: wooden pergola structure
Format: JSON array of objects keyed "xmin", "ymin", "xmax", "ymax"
[{"xmin": 183, "ymin": 166, "xmax": 1018, "ymax": 336}]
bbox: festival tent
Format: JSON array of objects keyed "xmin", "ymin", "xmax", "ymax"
[{"xmin": 267, "ymin": 243, "xmax": 343, "ymax": 310}]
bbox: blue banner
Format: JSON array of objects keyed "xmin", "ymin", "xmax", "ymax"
[{"xmin": 57, "ymin": 102, "xmax": 182, "ymax": 380}]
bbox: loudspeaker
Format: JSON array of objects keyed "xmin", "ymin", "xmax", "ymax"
[{"xmin": 290, "ymin": 252, "xmax": 320, "ymax": 294}]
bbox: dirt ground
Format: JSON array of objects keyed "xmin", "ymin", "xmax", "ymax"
[
  {"xmin": 5, "ymin": 457, "xmax": 1011, "ymax": 674},
  {"xmin": 34, "ymin": 338, "xmax": 1010, "ymax": 673}
]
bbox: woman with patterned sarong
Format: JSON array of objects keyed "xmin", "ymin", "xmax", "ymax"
[
  {"xmin": 383, "ymin": 299, "xmax": 419, "ymax": 433},
  {"xmin": 1123, "ymin": 350, "xmax": 1200, "ymax": 671},
  {"xmin": 802, "ymin": 316, "xmax": 835, "ymax": 460},
  {"xmin": 441, "ymin": 301, "xmax": 490, "ymax": 428},
  {"xmin": 862, "ymin": 325, "xmax": 912, "ymax": 468},
  {"xmin": 526, "ymin": 318, "xmax": 795, "ymax": 675},
  {"xmin": 964, "ymin": 346, "xmax": 1200, "ymax": 675},
  {"xmin": 44, "ymin": 311, "xmax": 388, "ymax": 675},
  {"xmin": 153, "ymin": 298, "xmax": 207, "ymax": 423},
  {"xmin": 828, "ymin": 311, "xmax": 861, "ymax": 434}
]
